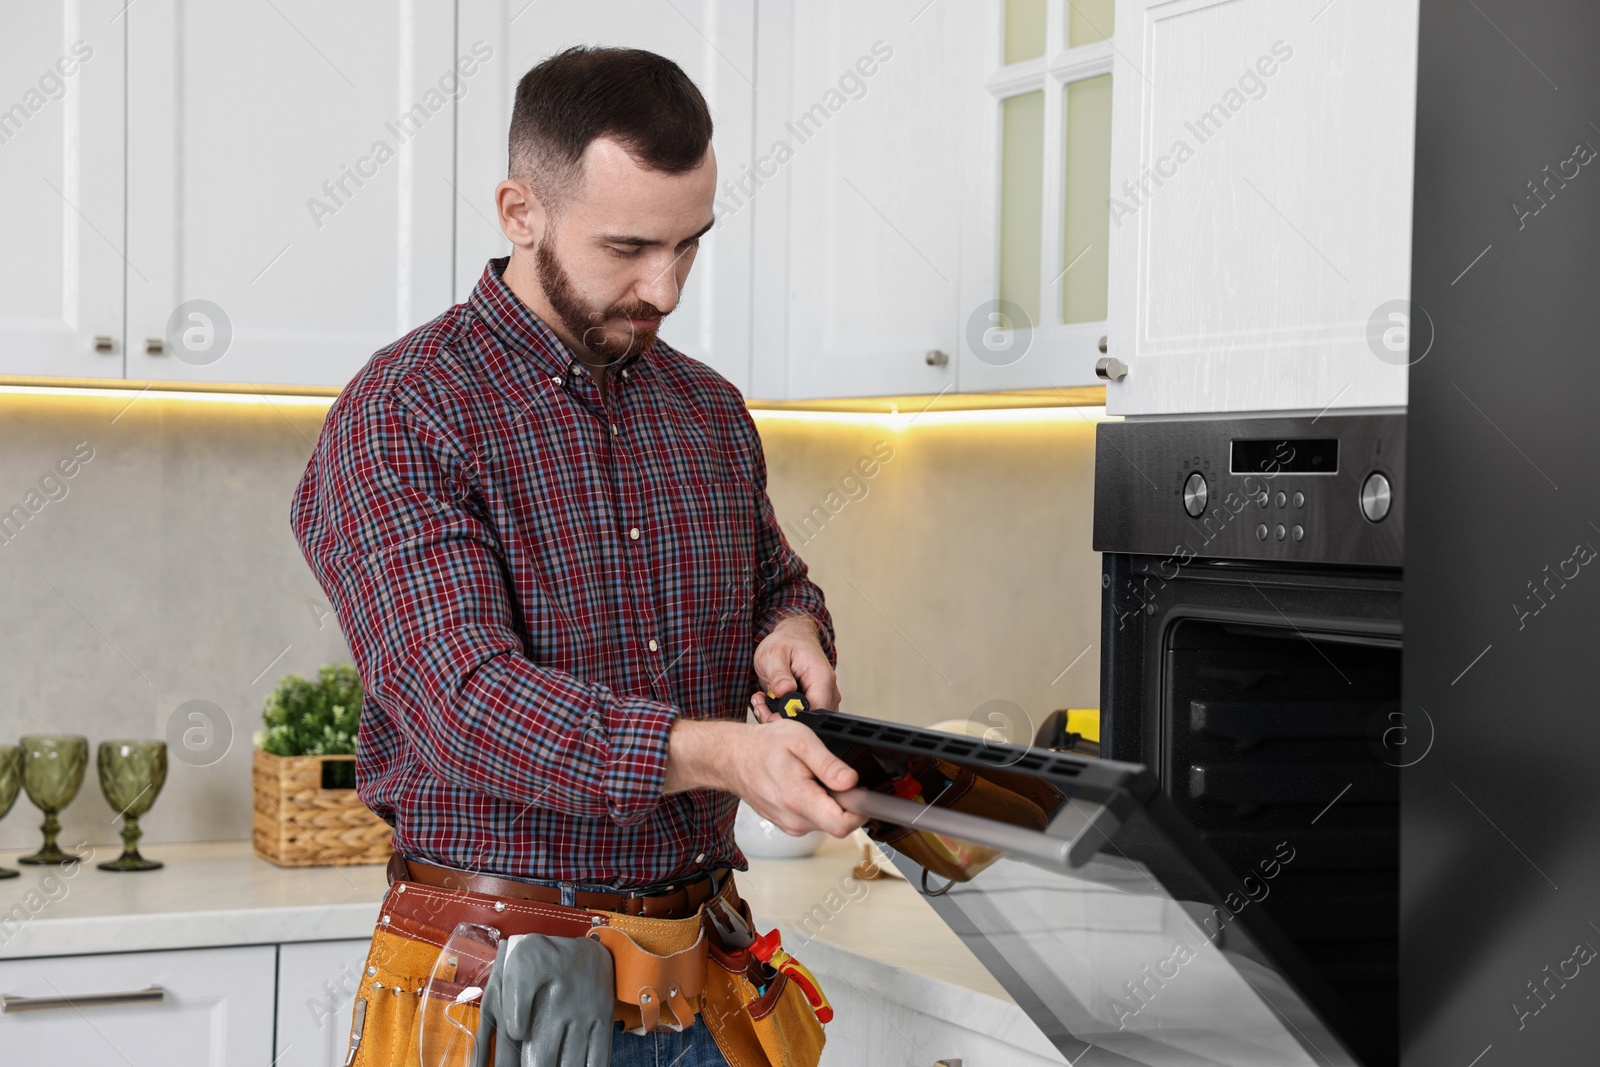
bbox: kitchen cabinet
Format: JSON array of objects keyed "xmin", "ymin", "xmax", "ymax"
[
  {"xmin": 0, "ymin": 3, "xmax": 127, "ymax": 379},
  {"xmin": 750, "ymin": 0, "xmax": 987, "ymax": 401},
  {"xmin": 0, "ymin": 944, "xmax": 276, "ymax": 1064},
  {"xmin": 1104, "ymin": 0, "xmax": 1418, "ymax": 416},
  {"xmin": 124, "ymin": 0, "xmax": 457, "ymax": 388},
  {"xmin": 276, "ymin": 939, "xmax": 371, "ymax": 1067},
  {"xmin": 455, "ymin": 0, "xmax": 757, "ymax": 394}
]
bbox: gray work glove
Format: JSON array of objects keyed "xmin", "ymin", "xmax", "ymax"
[{"xmin": 470, "ymin": 933, "xmax": 615, "ymax": 1067}]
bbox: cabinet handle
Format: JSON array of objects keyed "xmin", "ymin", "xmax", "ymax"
[
  {"xmin": 144, "ymin": 338, "xmax": 166, "ymax": 356},
  {"xmin": 1098, "ymin": 335, "xmax": 1108, "ymax": 354},
  {"xmin": 924, "ymin": 349, "xmax": 949, "ymax": 367},
  {"xmin": 934, "ymin": 1060, "xmax": 963, "ymax": 1066},
  {"xmin": 93, "ymin": 335, "xmax": 115, "ymax": 354},
  {"xmin": 1095, "ymin": 356, "xmax": 1127, "ymax": 382},
  {"xmin": 2, "ymin": 985, "xmax": 166, "ymax": 1013}
]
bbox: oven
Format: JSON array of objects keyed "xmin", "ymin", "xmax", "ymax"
[{"xmin": 1094, "ymin": 413, "xmax": 1405, "ymax": 1067}]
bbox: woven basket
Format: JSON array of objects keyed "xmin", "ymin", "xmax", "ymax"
[{"xmin": 251, "ymin": 748, "xmax": 392, "ymax": 867}]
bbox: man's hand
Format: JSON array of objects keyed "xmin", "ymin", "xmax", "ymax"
[
  {"xmin": 751, "ymin": 614, "xmax": 841, "ymax": 722},
  {"xmin": 663, "ymin": 718, "xmax": 866, "ymax": 838}
]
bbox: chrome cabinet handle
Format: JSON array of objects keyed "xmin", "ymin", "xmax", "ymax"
[
  {"xmin": 93, "ymin": 335, "xmax": 115, "ymax": 354},
  {"xmin": 925, "ymin": 349, "xmax": 950, "ymax": 367},
  {"xmin": 2, "ymin": 985, "xmax": 166, "ymax": 1013},
  {"xmin": 145, "ymin": 338, "xmax": 166, "ymax": 355},
  {"xmin": 1095, "ymin": 356, "xmax": 1128, "ymax": 382}
]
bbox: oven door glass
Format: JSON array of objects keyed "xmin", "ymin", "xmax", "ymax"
[{"xmin": 803, "ymin": 709, "xmax": 1364, "ymax": 1067}]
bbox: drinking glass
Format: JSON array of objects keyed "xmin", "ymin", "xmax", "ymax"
[
  {"xmin": 0, "ymin": 744, "xmax": 22, "ymax": 878},
  {"xmin": 17, "ymin": 735, "xmax": 88, "ymax": 865},
  {"xmin": 97, "ymin": 740, "xmax": 168, "ymax": 872}
]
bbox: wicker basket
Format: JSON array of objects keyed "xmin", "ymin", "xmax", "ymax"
[{"xmin": 251, "ymin": 748, "xmax": 392, "ymax": 867}]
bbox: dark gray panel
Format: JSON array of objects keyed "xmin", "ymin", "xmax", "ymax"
[
  {"xmin": 1404, "ymin": 0, "xmax": 1600, "ymax": 1063},
  {"xmin": 1094, "ymin": 415, "xmax": 1405, "ymax": 567}
]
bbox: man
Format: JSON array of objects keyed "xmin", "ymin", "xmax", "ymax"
[{"xmin": 291, "ymin": 46, "xmax": 863, "ymax": 1066}]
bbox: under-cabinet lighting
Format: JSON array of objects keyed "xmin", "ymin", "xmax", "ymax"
[
  {"xmin": 0, "ymin": 381, "xmax": 337, "ymax": 408},
  {"xmin": 749, "ymin": 405, "xmax": 1113, "ymax": 429}
]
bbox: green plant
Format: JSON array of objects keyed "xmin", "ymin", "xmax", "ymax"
[{"xmin": 254, "ymin": 663, "xmax": 364, "ymax": 763}]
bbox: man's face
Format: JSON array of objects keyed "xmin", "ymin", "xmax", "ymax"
[{"xmin": 533, "ymin": 138, "xmax": 716, "ymax": 366}]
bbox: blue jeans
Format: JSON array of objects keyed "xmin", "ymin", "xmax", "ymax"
[{"xmin": 608, "ymin": 1020, "xmax": 729, "ymax": 1066}]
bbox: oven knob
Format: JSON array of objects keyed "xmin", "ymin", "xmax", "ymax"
[
  {"xmin": 1360, "ymin": 472, "xmax": 1392, "ymax": 523},
  {"xmin": 1182, "ymin": 472, "xmax": 1208, "ymax": 517}
]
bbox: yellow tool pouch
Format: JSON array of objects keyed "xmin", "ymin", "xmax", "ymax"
[
  {"xmin": 696, "ymin": 893, "xmax": 827, "ymax": 1067},
  {"xmin": 341, "ymin": 877, "xmax": 826, "ymax": 1067},
  {"xmin": 346, "ymin": 920, "xmax": 482, "ymax": 1067}
]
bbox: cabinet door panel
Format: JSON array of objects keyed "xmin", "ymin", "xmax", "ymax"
[
  {"xmin": 126, "ymin": 0, "xmax": 456, "ymax": 388},
  {"xmin": 0, "ymin": 1, "xmax": 126, "ymax": 379},
  {"xmin": 755, "ymin": 0, "xmax": 985, "ymax": 400},
  {"xmin": 1106, "ymin": 0, "xmax": 1417, "ymax": 415},
  {"xmin": 455, "ymin": 0, "xmax": 755, "ymax": 393},
  {"xmin": 0, "ymin": 944, "xmax": 276, "ymax": 1065},
  {"xmin": 276, "ymin": 939, "xmax": 372, "ymax": 1067}
]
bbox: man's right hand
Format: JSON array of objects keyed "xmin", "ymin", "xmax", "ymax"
[{"xmin": 663, "ymin": 718, "xmax": 866, "ymax": 838}]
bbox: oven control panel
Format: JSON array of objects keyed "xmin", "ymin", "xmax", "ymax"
[{"xmin": 1092, "ymin": 413, "xmax": 1404, "ymax": 567}]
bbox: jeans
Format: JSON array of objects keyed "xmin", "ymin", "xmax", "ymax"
[{"xmin": 608, "ymin": 1020, "xmax": 730, "ymax": 1066}]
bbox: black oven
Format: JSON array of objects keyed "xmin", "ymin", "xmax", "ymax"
[{"xmin": 1095, "ymin": 413, "xmax": 1405, "ymax": 1067}]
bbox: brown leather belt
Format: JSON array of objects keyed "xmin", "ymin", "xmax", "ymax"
[{"xmin": 386, "ymin": 852, "xmax": 726, "ymax": 920}]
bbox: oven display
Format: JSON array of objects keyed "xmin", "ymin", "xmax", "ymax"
[{"xmin": 1229, "ymin": 437, "xmax": 1339, "ymax": 475}]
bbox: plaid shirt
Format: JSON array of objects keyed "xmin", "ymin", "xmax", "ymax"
[{"xmin": 290, "ymin": 257, "xmax": 834, "ymax": 887}]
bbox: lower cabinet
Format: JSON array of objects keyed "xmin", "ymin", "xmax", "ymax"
[
  {"xmin": 0, "ymin": 944, "xmax": 277, "ymax": 1065},
  {"xmin": 275, "ymin": 939, "xmax": 373, "ymax": 1067}
]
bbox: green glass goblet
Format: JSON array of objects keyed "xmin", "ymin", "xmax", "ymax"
[
  {"xmin": 0, "ymin": 744, "xmax": 23, "ymax": 878},
  {"xmin": 97, "ymin": 740, "xmax": 168, "ymax": 872},
  {"xmin": 16, "ymin": 735, "xmax": 89, "ymax": 865}
]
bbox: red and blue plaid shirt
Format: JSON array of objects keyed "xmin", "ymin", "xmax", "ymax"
[{"xmin": 290, "ymin": 257, "xmax": 834, "ymax": 887}]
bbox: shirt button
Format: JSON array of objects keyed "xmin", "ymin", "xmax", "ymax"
[
  {"xmin": 623, "ymin": 369, "xmax": 630, "ymax": 378},
  {"xmin": 611, "ymin": 424, "xmax": 619, "ymax": 436},
  {"xmin": 629, "ymin": 528, "xmax": 640, "ymax": 540},
  {"xmin": 695, "ymin": 852, "xmax": 706, "ymax": 864},
  {"xmin": 648, "ymin": 639, "xmax": 659, "ymax": 652},
  {"xmin": 552, "ymin": 376, "xmax": 562, "ymax": 386}
]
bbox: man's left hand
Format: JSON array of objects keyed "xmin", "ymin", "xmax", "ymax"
[{"xmin": 751, "ymin": 615, "xmax": 841, "ymax": 721}]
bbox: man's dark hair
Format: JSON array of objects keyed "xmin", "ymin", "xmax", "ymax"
[{"xmin": 509, "ymin": 46, "xmax": 713, "ymax": 213}]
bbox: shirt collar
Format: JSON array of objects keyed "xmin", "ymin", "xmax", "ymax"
[{"xmin": 470, "ymin": 256, "xmax": 653, "ymax": 382}]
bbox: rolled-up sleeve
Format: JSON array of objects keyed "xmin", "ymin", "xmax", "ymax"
[{"xmin": 290, "ymin": 390, "xmax": 676, "ymax": 824}]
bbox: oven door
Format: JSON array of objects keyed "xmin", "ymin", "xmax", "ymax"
[{"xmin": 800, "ymin": 709, "xmax": 1365, "ymax": 1067}]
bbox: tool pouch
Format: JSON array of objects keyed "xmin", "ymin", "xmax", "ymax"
[
  {"xmin": 586, "ymin": 917, "xmax": 707, "ymax": 1033},
  {"xmin": 699, "ymin": 894, "xmax": 827, "ymax": 1067}
]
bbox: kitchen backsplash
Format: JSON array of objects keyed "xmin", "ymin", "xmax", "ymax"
[{"xmin": 0, "ymin": 392, "xmax": 1099, "ymax": 849}]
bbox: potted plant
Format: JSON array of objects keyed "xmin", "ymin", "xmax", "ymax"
[{"xmin": 250, "ymin": 664, "xmax": 392, "ymax": 867}]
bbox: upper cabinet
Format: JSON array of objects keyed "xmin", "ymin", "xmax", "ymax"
[
  {"xmin": 125, "ymin": 0, "xmax": 457, "ymax": 388},
  {"xmin": 455, "ymin": 0, "xmax": 756, "ymax": 394},
  {"xmin": 750, "ymin": 0, "xmax": 981, "ymax": 400},
  {"xmin": 1104, "ymin": 0, "xmax": 1419, "ymax": 416},
  {"xmin": 0, "ymin": 3, "xmax": 127, "ymax": 379},
  {"xmin": 958, "ymin": 0, "xmax": 1119, "ymax": 394},
  {"xmin": 750, "ymin": 0, "xmax": 1117, "ymax": 401}
]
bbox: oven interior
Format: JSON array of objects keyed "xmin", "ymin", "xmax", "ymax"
[{"xmin": 1162, "ymin": 616, "xmax": 1400, "ymax": 1061}]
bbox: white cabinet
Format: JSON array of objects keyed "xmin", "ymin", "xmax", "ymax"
[
  {"xmin": 750, "ymin": 0, "xmax": 987, "ymax": 401},
  {"xmin": 0, "ymin": 3, "xmax": 127, "ymax": 379},
  {"xmin": 124, "ymin": 0, "xmax": 457, "ymax": 388},
  {"xmin": 276, "ymin": 939, "xmax": 371, "ymax": 1067},
  {"xmin": 1105, "ymin": 0, "xmax": 1418, "ymax": 416},
  {"xmin": 455, "ymin": 0, "xmax": 757, "ymax": 394},
  {"xmin": 0, "ymin": 944, "xmax": 276, "ymax": 1065}
]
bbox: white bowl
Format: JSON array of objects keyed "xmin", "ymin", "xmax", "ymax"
[{"xmin": 734, "ymin": 800, "xmax": 824, "ymax": 858}]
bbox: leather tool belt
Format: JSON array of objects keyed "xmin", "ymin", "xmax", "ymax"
[{"xmin": 344, "ymin": 856, "xmax": 827, "ymax": 1067}]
